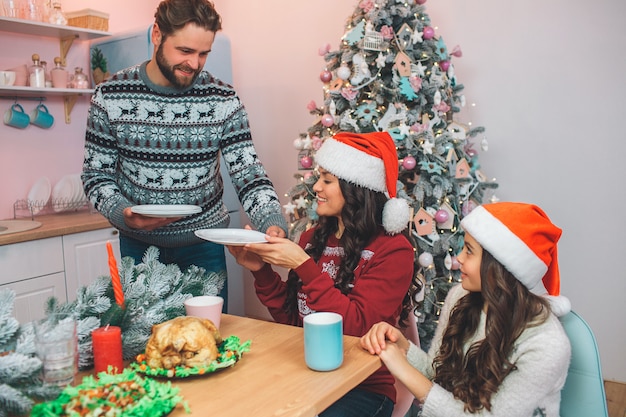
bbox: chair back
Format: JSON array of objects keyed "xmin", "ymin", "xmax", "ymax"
[
  {"xmin": 392, "ymin": 312, "xmax": 420, "ymax": 417},
  {"xmin": 559, "ymin": 310, "xmax": 609, "ymax": 417}
]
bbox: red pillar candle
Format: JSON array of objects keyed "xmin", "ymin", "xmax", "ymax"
[{"xmin": 92, "ymin": 325, "xmax": 124, "ymax": 374}]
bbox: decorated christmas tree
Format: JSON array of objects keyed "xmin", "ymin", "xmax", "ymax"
[{"xmin": 285, "ymin": 0, "xmax": 498, "ymax": 350}]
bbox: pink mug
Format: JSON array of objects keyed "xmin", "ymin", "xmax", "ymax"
[{"xmin": 184, "ymin": 295, "xmax": 224, "ymax": 328}]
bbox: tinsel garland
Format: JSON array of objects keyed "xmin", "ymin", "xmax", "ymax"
[{"xmin": 0, "ymin": 246, "xmax": 224, "ymax": 416}]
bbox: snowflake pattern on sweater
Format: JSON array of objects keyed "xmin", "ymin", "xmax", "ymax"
[{"xmin": 82, "ymin": 62, "xmax": 286, "ymax": 247}]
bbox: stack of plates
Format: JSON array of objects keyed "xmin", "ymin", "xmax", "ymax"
[{"xmin": 51, "ymin": 174, "xmax": 88, "ymax": 212}]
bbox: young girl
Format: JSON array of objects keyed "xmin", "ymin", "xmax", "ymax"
[
  {"xmin": 228, "ymin": 131, "xmax": 416, "ymax": 417},
  {"xmin": 361, "ymin": 202, "xmax": 572, "ymax": 416}
]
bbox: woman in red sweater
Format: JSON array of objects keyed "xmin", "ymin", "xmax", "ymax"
[{"xmin": 228, "ymin": 131, "xmax": 416, "ymax": 417}]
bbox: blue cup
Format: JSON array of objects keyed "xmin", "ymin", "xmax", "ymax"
[
  {"xmin": 30, "ymin": 103, "xmax": 54, "ymax": 129},
  {"xmin": 4, "ymin": 103, "xmax": 30, "ymax": 129},
  {"xmin": 303, "ymin": 312, "xmax": 343, "ymax": 371}
]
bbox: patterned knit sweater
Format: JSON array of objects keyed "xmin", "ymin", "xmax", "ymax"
[
  {"xmin": 406, "ymin": 284, "xmax": 571, "ymax": 417},
  {"xmin": 82, "ymin": 62, "xmax": 287, "ymax": 247}
]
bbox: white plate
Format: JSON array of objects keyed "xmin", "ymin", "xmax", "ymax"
[
  {"xmin": 27, "ymin": 177, "xmax": 51, "ymax": 214},
  {"xmin": 51, "ymin": 175, "xmax": 75, "ymax": 212},
  {"xmin": 131, "ymin": 204, "xmax": 202, "ymax": 218},
  {"xmin": 195, "ymin": 228, "xmax": 268, "ymax": 246}
]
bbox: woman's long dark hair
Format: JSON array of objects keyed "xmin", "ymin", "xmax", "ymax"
[
  {"xmin": 432, "ymin": 250, "xmax": 550, "ymax": 413},
  {"xmin": 283, "ymin": 178, "xmax": 419, "ymax": 327}
]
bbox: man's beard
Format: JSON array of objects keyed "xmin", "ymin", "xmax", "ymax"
[{"xmin": 155, "ymin": 44, "xmax": 201, "ymax": 89}]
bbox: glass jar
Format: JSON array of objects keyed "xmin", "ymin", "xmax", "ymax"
[
  {"xmin": 41, "ymin": 60, "xmax": 52, "ymax": 87},
  {"xmin": 29, "ymin": 53, "xmax": 46, "ymax": 88},
  {"xmin": 47, "ymin": 0, "xmax": 66, "ymax": 25},
  {"xmin": 50, "ymin": 56, "xmax": 67, "ymax": 88},
  {"xmin": 71, "ymin": 67, "xmax": 89, "ymax": 89}
]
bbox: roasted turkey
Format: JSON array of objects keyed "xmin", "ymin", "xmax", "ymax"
[{"xmin": 145, "ymin": 316, "xmax": 223, "ymax": 369}]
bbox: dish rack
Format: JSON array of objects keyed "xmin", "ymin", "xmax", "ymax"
[{"xmin": 13, "ymin": 197, "xmax": 93, "ymax": 219}]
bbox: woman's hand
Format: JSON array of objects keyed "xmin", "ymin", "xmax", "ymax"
[
  {"xmin": 360, "ymin": 321, "xmax": 409, "ymax": 355},
  {"xmin": 243, "ymin": 235, "xmax": 310, "ymax": 270}
]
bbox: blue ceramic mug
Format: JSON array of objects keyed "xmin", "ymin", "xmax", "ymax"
[
  {"xmin": 30, "ymin": 103, "xmax": 54, "ymax": 129},
  {"xmin": 4, "ymin": 103, "xmax": 30, "ymax": 129},
  {"xmin": 303, "ymin": 312, "xmax": 343, "ymax": 371}
]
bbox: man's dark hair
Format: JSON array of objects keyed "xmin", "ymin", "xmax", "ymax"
[{"xmin": 154, "ymin": 0, "xmax": 222, "ymax": 39}]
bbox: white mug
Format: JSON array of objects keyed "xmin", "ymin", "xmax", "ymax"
[{"xmin": 0, "ymin": 70, "xmax": 16, "ymax": 86}]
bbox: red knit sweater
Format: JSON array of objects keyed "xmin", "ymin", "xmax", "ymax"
[{"xmin": 252, "ymin": 227, "xmax": 414, "ymax": 402}]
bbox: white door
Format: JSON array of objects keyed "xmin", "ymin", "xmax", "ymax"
[{"xmin": 63, "ymin": 228, "xmax": 120, "ymax": 301}]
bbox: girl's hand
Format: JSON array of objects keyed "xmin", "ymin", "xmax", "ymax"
[
  {"xmin": 360, "ymin": 321, "xmax": 409, "ymax": 355},
  {"xmin": 243, "ymin": 235, "xmax": 310, "ymax": 270}
]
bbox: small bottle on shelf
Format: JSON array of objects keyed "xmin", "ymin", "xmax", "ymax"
[
  {"xmin": 48, "ymin": 1, "xmax": 67, "ymax": 25},
  {"xmin": 41, "ymin": 60, "xmax": 52, "ymax": 88},
  {"xmin": 29, "ymin": 54, "xmax": 46, "ymax": 88},
  {"xmin": 71, "ymin": 67, "xmax": 89, "ymax": 89},
  {"xmin": 51, "ymin": 57, "xmax": 68, "ymax": 88}
]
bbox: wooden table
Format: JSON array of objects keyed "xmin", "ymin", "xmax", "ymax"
[{"xmin": 167, "ymin": 314, "xmax": 382, "ymax": 417}]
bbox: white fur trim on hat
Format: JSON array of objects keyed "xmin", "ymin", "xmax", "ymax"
[
  {"xmin": 314, "ymin": 138, "xmax": 386, "ymax": 193},
  {"xmin": 460, "ymin": 205, "xmax": 548, "ymax": 295},
  {"xmin": 383, "ymin": 197, "xmax": 411, "ymax": 234}
]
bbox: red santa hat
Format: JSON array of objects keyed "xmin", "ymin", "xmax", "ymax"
[
  {"xmin": 314, "ymin": 131, "xmax": 410, "ymax": 234},
  {"xmin": 460, "ymin": 202, "xmax": 571, "ymax": 316}
]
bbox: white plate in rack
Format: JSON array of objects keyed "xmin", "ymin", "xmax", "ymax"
[
  {"xmin": 51, "ymin": 175, "xmax": 75, "ymax": 212},
  {"xmin": 194, "ymin": 228, "xmax": 268, "ymax": 246},
  {"xmin": 131, "ymin": 204, "xmax": 202, "ymax": 218},
  {"xmin": 27, "ymin": 177, "xmax": 51, "ymax": 214}
]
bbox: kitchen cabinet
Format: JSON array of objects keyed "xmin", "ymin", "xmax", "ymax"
[
  {"xmin": 0, "ymin": 16, "xmax": 111, "ymax": 123},
  {"xmin": 63, "ymin": 227, "xmax": 120, "ymax": 302},
  {"xmin": 0, "ymin": 236, "xmax": 66, "ymax": 323},
  {"xmin": 0, "ymin": 227, "xmax": 120, "ymax": 323}
]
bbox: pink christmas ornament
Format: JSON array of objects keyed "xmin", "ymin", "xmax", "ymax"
[
  {"xmin": 418, "ymin": 252, "xmax": 434, "ymax": 267},
  {"xmin": 434, "ymin": 209, "xmax": 449, "ymax": 224},
  {"xmin": 318, "ymin": 43, "xmax": 331, "ymax": 56},
  {"xmin": 450, "ymin": 45, "xmax": 463, "ymax": 58},
  {"xmin": 416, "ymin": 0, "xmax": 427, "ymax": 4},
  {"xmin": 321, "ymin": 114, "xmax": 335, "ymax": 127},
  {"xmin": 311, "ymin": 136, "xmax": 323, "ymax": 150},
  {"xmin": 300, "ymin": 155, "xmax": 313, "ymax": 169},
  {"xmin": 439, "ymin": 60, "xmax": 450, "ymax": 72},
  {"xmin": 423, "ymin": 26, "xmax": 435, "ymax": 40},
  {"xmin": 320, "ymin": 70, "xmax": 332, "ymax": 83},
  {"xmin": 450, "ymin": 255, "xmax": 461, "ymax": 270},
  {"xmin": 402, "ymin": 155, "xmax": 417, "ymax": 170}
]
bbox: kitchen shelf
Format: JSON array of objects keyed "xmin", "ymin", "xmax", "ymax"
[
  {"xmin": 0, "ymin": 17, "xmax": 110, "ymax": 123},
  {"xmin": 0, "ymin": 16, "xmax": 111, "ymax": 40},
  {"xmin": 0, "ymin": 86, "xmax": 94, "ymax": 124}
]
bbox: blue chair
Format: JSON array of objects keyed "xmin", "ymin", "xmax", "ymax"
[{"xmin": 559, "ymin": 310, "xmax": 609, "ymax": 417}]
